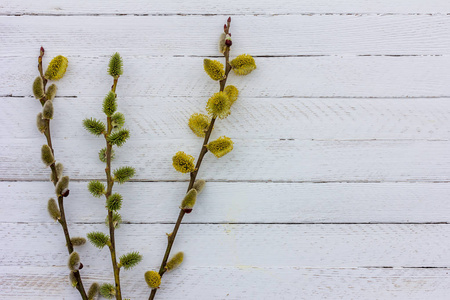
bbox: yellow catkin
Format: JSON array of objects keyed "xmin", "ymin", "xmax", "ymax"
[
  {"xmin": 45, "ymin": 55, "xmax": 68, "ymax": 80},
  {"xmin": 145, "ymin": 271, "xmax": 161, "ymax": 289},
  {"xmin": 206, "ymin": 92, "xmax": 231, "ymax": 119},
  {"xmin": 188, "ymin": 113, "xmax": 210, "ymax": 137},
  {"xmin": 230, "ymin": 54, "xmax": 256, "ymax": 75},
  {"xmin": 165, "ymin": 252, "xmax": 184, "ymax": 271},
  {"xmin": 203, "ymin": 59, "xmax": 225, "ymax": 81},
  {"xmin": 207, "ymin": 136, "xmax": 234, "ymax": 158},
  {"xmin": 224, "ymin": 85, "xmax": 239, "ymax": 104},
  {"xmin": 172, "ymin": 151, "xmax": 195, "ymax": 173}
]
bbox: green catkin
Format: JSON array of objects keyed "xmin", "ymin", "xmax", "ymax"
[
  {"xmin": 107, "ymin": 129, "xmax": 130, "ymax": 147},
  {"xmin": 33, "ymin": 76, "xmax": 45, "ymax": 99},
  {"xmin": 206, "ymin": 92, "xmax": 231, "ymax": 119},
  {"xmin": 113, "ymin": 166, "xmax": 135, "ymax": 183},
  {"xmin": 106, "ymin": 193, "xmax": 123, "ymax": 211},
  {"xmin": 42, "ymin": 100, "xmax": 54, "ymax": 119},
  {"xmin": 46, "ymin": 84, "xmax": 57, "ymax": 100},
  {"xmin": 102, "ymin": 91, "xmax": 117, "ymax": 116},
  {"xmin": 99, "ymin": 147, "xmax": 115, "ymax": 163},
  {"xmin": 172, "ymin": 151, "xmax": 195, "ymax": 173},
  {"xmin": 50, "ymin": 162, "xmax": 64, "ymax": 183},
  {"xmin": 87, "ymin": 231, "xmax": 109, "ymax": 249},
  {"xmin": 224, "ymin": 85, "xmax": 239, "ymax": 104},
  {"xmin": 83, "ymin": 118, "xmax": 106, "ymax": 136},
  {"xmin": 47, "ymin": 198, "xmax": 61, "ymax": 221},
  {"xmin": 41, "ymin": 144, "xmax": 55, "ymax": 166},
  {"xmin": 88, "ymin": 180, "xmax": 106, "ymax": 197},
  {"xmin": 111, "ymin": 112, "xmax": 125, "ymax": 129},
  {"xmin": 69, "ymin": 271, "xmax": 77, "ymax": 287},
  {"xmin": 229, "ymin": 54, "xmax": 256, "ymax": 75},
  {"xmin": 108, "ymin": 53, "xmax": 123, "ymax": 78},
  {"xmin": 55, "ymin": 176, "xmax": 70, "ymax": 196},
  {"xmin": 203, "ymin": 59, "xmax": 225, "ymax": 80},
  {"xmin": 207, "ymin": 136, "xmax": 234, "ymax": 158},
  {"xmin": 45, "ymin": 55, "xmax": 69, "ymax": 80},
  {"xmin": 193, "ymin": 179, "xmax": 206, "ymax": 194},
  {"xmin": 105, "ymin": 212, "xmax": 122, "ymax": 229},
  {"xmin": 144, "ymin": 271, "xmax": 161, "ymax": 289},
  {"xmin": 99, "ymin": 283, "xmax": 116, "ymax": 299},
  {"xmin": 68, "ymin": 252, "xmax": 81, "ymax": 271},
  {"xmin": 180, "ymin": 188, "xmax": 197, "ymax": 213},
  {"xmin": 188, "ymin": 113, "xmax": 210, "ymax": 137},
  {"xmin": 70, "ymin": 237, "xmax": 87, "ymax": 246},
  {"xmin": 36, "ymin": 112, "xmax": 47, "ymax": 133},
  {"xmin": 165, "ymin": 252, "xmax": 184, "ymax": 271},
  {"xmin": 87, "ymin": 282, "xmax": 100, "ymax": 300},
  {"xmin": 119, "ymin": 251, "xmax": 143, "ymax": 270}
]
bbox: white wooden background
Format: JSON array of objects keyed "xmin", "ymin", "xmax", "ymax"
[{"xmin": 1, "ymin": 1, "xmax": 450, "ymax": 299}]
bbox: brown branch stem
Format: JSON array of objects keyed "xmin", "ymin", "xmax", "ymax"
[
  {"xmin": 38, "ymin": 48, "xmax": 88, "ymax": 300},
  {"xmin": 104, "ymin": 77, "xmax": 122, "ymax": 300},
  {"xmin": 149, "ymin": 17, "xmax": 232, "ymax": 300}
]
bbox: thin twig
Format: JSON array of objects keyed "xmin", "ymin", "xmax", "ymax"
[
  {"xmin": 104, "ymin": 77, "xmax": 122, "ymax": 300},
  {"xmin": 149, "ymin": 17, "xmax": 232, "ymax": 300},
  {"xmin": 37, "ymin": 48, "xmax": 88, "ymax": 300}
]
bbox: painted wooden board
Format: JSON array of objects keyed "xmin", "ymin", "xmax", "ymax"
[
  {"xmin": 2, "ymin": 266, "xmax": 450, "ymax": 299},
  {"xmin": 3, "ymin": 96, "xmax": 450, "ymax": 140},
  {"xmin": 3, "ymin": 0, "xmax": 450, "ymax": 15},
  {"xmin": 2, "ymin": 223, "xmax": 450, "ymax": 268},
  {"xmin": 2, "ymin": 15, "xmax": 450, "ymax": 57},
  {"xmin": 1, "ymin": 138, "xmax": 449, "ymax": 182},
  {"xmin": 4, "ymin": 56, "xmax": 450, "ymax": 98},
  {"xmin": 2, "ymin": 181, "xmax": 450, "ymax": 223}
]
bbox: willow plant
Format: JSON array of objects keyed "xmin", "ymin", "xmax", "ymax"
[
  {"xmin": 145, "ymin": 17, "xmax": 256, "ymax": 299},
  {"xmin": 83, "ymin": 53, "xmax": 142, "ymax": 300},
  {"xmin": 33, "ymin": 47, "xmax": 100, "ymax": 299}
]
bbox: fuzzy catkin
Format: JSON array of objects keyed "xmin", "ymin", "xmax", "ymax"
[
  {"xmin": 42, "ymin": 100, "xmax": 54, "ymax": 119},
  {"xmin": 45, "ymin": 55, "xmax": 68, "ymax": 80},
  {"xmin": 33, "ymin": 76, "xmax": 45, "ymax": 99},
  {"xmin": 46, "ymin": 84, "xmax": 57, "ymax": 100},
  {"xmin": 145, "ymin": 271, "xmax": 161, "ymax": 289},
  {"xmin": 41, "ymin": 144, "xmax": 55, "ymax": 166},
  {"xmin": 203, "ymin": 59, "xmax": 225, "ymax": 81},
  {"xmin": 206, "ymin": 92, "xmax": 231, "ymax": 119}
]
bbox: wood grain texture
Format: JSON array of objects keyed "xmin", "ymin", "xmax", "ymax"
[
  {"xmin": 2, "ymin": 138, "xmax": 449, "ymax": 182},
  {"xmin": 2, "ymin": 223, "xmax": 450, "ymax": 268},
  {"xmin": 2, "ymin": 1, "xmax": 450, "ymax": 299},
  {"xmin": 4, "ymin": 56, "xmax": 450, "ymax": 98},
  {"xmin": 3, "ymin": 266, "xmax": 450, "ymax": 300},
  {"xmin": 2, "ymin": 15, "xmax": 450, "ymax": 56},
  {"xmin": 2, "ymin": 181, "xmax": 450, "ymax": 223},
  {"xmin": 3, "ymin": 96, "xmax": 450, "ymax": 140},
  {"xmin": 2, "ymin": 0, "xmax": 450, "ymax": 15}
]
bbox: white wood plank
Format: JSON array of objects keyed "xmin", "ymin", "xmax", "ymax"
[
  {"xmin": 1, "ymin": 138, "xmax": 449, "ymax": 182},
  {"xmin": 4, "ymin": 56, "xmax": 450, "ymax": 98},
  {"xmin": 2, "ymin": 223, "xmax": 450, "ymax": 268},
  {"xmin": 2, "ymin": 266, "xmax": 450, "ymax": 300},
  {"xmin": 2, "ymin": 181, "xmax": 450, "ymax": 223},
  {"xmin": 3, "ymin": 96, "xmax": 450, "ymax": 140},
  {"xmin": 2, "ymin": 0, "xmax": 450, "ymax": 15},
  {"xmin": 2, "ymin": 15, "xmax": 450, "ymax": 56}
]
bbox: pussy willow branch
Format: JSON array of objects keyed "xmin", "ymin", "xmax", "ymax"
[
  {"xmin": 148, "ymin": 18, "xmax": 232, "ymax": 300},
  {"xmin": 37, "ymin": 48, "xmax": 88, "ymax": 300},
  {"xmin": 103, "ymin": 77, "xmax": 122, "ymax": 300}
]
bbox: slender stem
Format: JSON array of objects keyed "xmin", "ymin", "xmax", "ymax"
[
  {"xmin": 149, "ymin": 18, "xmax": 232, "ymax": 300},
  {"xmin": 38, "ymin": 48, "xmax": 88, "ymax": 300},
  {"xmin": 105, "ymin": 77, "xmax": 122, "ymax": 300}
]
